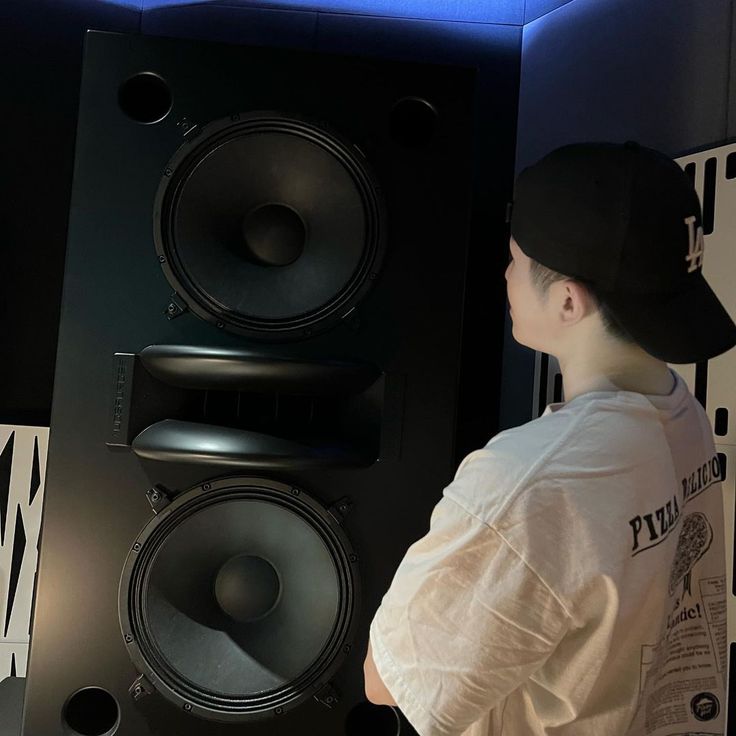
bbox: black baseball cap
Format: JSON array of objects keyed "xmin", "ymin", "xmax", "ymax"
[{"xmin": 509, "ymin": 140, "xmax": 736, "ymax": 364}]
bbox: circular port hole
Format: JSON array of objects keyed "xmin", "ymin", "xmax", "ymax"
[
  {"xmin": 62, "ymin": 686, "xmax": 120, "ymax": 736},
  {"xmin": 118, "ymin": 71, "xmax": 172, "ymax": 124}
]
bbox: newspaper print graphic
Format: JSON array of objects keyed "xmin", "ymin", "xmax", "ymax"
[{"xmin": 668, "ymin": 512, "xmax": 713, "ymax": 598}]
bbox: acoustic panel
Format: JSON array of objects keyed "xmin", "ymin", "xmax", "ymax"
[{"xmin": 0, "ymin": 427, "xmax": 48, "ymax": 680}]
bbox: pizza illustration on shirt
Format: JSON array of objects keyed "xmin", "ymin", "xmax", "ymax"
[{"xmin": 668, "ymin": 512, "xmax": 713, "ymax": 598}]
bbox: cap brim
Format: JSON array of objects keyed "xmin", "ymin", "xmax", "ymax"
[{"xmin": 599, "ymin": 273, "xmax": 736, "ymax": 364}]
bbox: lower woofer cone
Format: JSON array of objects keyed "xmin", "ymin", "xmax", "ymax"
[{"xmin": 119, "ymin": 476, "xmax": 360, "ymax": 722}]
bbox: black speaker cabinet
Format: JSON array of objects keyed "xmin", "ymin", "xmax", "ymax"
[{"xmin": 23, "ymin": 29, "xmax": 478, "ymax": 736}]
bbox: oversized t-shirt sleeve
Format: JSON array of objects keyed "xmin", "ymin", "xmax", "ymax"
[{"xmin": 368, "ymin": 492, "xmax": 571, "ymax": 736}]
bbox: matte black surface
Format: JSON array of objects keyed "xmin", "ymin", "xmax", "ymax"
[
  {"xmin": 22, "ymin": 29, "xmax": 490, "ymax": 736},
  {"xmin": 0, "ymin": 1, "xmax": 140, "ymax": 427}
]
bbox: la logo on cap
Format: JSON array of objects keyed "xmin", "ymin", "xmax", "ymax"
[{"xmin": 684, "ymin": 215, "xmax": 705, "ymax": 273}]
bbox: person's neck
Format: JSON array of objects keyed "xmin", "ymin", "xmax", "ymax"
[{"xmin": 557, "ymin": 348, "xmax": 675, "ymax": 402}]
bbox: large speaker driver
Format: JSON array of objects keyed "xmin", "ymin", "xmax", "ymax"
[
  {"xmin": 119, "ymin": 476, "xmax": 358, "ymax": 722},
  {"xmin": 154, "ymin": 112, "xmax": 388, "ymax": 340}
]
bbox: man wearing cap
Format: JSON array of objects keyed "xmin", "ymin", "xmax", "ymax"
[{"xmin": 363, "ymin": 141, "xmax": 733, "ymax": 735}]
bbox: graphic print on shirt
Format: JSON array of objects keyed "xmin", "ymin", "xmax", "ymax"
[
  {"xmin": 668, "ymin": 512, "xmax": 712, "ymax": 599},
  {"xmin": 628, "ymin": 453, "xmax": 721, "ymax": 555},
  {"xmin": 626, "ymin": 453, "xmax": 726, "ymax": 735}
]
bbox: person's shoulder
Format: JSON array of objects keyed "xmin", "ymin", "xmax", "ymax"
[
  {"xmin": 445, "ymin": 410, "xmax": 586, "ymax": 526},
  {"xmin": 455, "ymin": 395, "xmax": 681, "ymax": 522}
]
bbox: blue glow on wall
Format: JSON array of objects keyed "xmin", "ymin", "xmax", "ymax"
[
  {"xmin": 98, "ymin": 0, "xmax": 141, "ymax": 8},
  {"xmin": 123, "ymin": 0, "xmax": 522, "ymax": 25}
]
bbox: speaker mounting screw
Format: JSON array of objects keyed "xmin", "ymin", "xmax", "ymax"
[
  {"xmin": 125, "ymin": 634, "xmax": 133, "ymax": 643},
  {"xmin": 183, "ymin": 704, "xmax": 192, "ymax": 712},
  {"xmin": 146, "ymin": 485, "xmax": 172, "ymax": 513},
  {"xmin": 129, "ymin": 673, "xmax": 154, "ymax": 701},
  {"xmin": 328, "ymin": 496, "xmax": 353, "ymax": 523},
  {"xmin": 231, "ymin": 114, "xmax": 240, "ymax": 122},
  {"xmin": 216, "ymin": 321, "xmax": 224, "ymax": 329},
  {"xmin": 369, "ymin": 272, "xmax": 377, "ymax": 280},
  {"xmin": 158, "ymin": 255, "xmax": 166, "ymax": 263},
  {"xmin": 133, "ymin": 543, "xmax": 141, "ymax": 552},
  {"xmin": 203, "ymin": 483, "xmax": 211, "ymax": 491},
  {"xmin": 314, "ymin": 683, "xmax": 340, "ymax": 709},
  {"xmin": 164, "ymin": 168, "xmax": 172, "ymax": 177},
  {"xmin": 349, "ymin": 554, "xmax": 358, "ymax": 562},
  {"xmin": 343, "ymin": 644, "xmax": 351, "ymax": 653},
  {"xmin": 164, "ymin": 298, "xmax": 186, "ymax": 320},
  {"xmin": 291, "ymin": 488, "xmax": 300, "ymax": 495}
]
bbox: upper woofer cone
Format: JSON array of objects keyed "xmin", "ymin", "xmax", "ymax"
[{"xmin": 153, "ymin": 111, "xmax": 388, "ymax": 341}]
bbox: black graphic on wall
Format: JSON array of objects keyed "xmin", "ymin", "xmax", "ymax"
[
  {"xmin": 0, "ymin": 432, "xmax": 12, "ymax": 546},
  {"xmin": 4, "ymin": 508, "xmax": 26, "ymax": 638},
  {"xmin": 30, "ymin": 435, "xmax": 41, "ymax": 506}
]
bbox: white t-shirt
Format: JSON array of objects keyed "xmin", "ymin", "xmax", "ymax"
[{"xmin": 369, "ymin": 367, "xmax": 727, "ymax": 736}]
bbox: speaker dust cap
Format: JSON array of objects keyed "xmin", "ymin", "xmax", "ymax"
[
  {"xmin": 118, "ymin": 476, "xmax": 360, "ymax": 723},
  {"xmin": 153, "ymin": 112, "xmax": 388, "ymax": 341}
]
